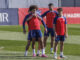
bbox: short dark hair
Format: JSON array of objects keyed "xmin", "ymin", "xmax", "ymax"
[
  {"xmin": 48, "ymin": 3, "xmax": 53, "ymax": 6},
  {"xmin": 57, "ymin": 8, "xmax": 63, "ymax": 12},
  {"xmin": 29, "ymin": 5, "xmax": 38, "ymax": 12}
]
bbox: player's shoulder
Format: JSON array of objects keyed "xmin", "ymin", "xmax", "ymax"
[
  {"xmin": 54, "ymin": 16, "xmax": 59, "ymax": 20},
  {"xmin": 52, "ymin": 11, "xmax": 58, "ymax": 16},
  {"xmin": 27, "ymin": 13, "xmax": 32, "ymax": 16},
  {"xmin": 63, "ymin": 16, "xmax": 66, "ymax": 19},
  {"xmin": 53, "ymin": 10, "xmax": 57, "ymax": 12},
  {"xmin": 25, "ymin": 13, "xmax": 32, "ymax": 18},
  {"xmin": 53, "ymin": 11, "xmax": 58, "ymax": 13},
  {"xmin": 45, "ymin": 10, "xmax": 50, "ymax": 13},
  {"xmin": 63, "ymin": 16, "xmax": 66, "ymax": 18}
]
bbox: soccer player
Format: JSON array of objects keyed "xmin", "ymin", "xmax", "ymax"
[
  {"xmin": 23, "ymin": 5, "xmax": 48, "ymax": 57},
  {"xmin": 41, "ymin": 3, "xmax": 58, "ymax": 53},
  {"xmin": 53, "ymin": 8, "xmax": 68, "ymax": 59},
  {"xmin": 23, "ymin": 6, "xmax": 42, "ymax": 57}
]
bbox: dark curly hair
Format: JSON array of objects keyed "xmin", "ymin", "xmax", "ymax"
[{"xmin": 29, "ymin": 5, "xmax": 38, "ymax": 12}]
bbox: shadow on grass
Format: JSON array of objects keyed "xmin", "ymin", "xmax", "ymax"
[{"xmin": 0, "ymin": 55, "xmax": 54, "ymax": 60}]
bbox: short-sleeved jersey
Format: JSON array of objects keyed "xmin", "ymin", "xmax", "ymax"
[
  {"xmin": 29, "ymin": 10, "xmax": 41, "ymax": 31},
  {"xmin": 42, "ymin": 11, "xmax": 58, "ymax": 28},
  {"xmin": 23, "ymin": 13, "xmax": 41, "ymax": 31},
  {"xmin": 54, "ymin": 16, "xmax": 67, "ymax": 35},
  {"xmin": 28, "ymin": 16, "xmax": 40, "ymax": 30}
]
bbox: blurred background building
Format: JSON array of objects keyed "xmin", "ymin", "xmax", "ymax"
[
  {"xmin": 0, "ymin": 0, "xmax": 80, "ymax": 25},
  {"xmin": 0, "ymin": 0, "xmax": 80, "ymax": 8}
]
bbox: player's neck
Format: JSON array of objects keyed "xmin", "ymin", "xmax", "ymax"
[
  {"xmin": 58, "ymin": 14, "xmax": 63, "ymax": 17},
  {"xmin": 58, "ymin": 15, "xmax": 62, "ymax": 17},
  {"xmin": 49, "ymin": 9, "xmax": 53, "ymax": 11}
]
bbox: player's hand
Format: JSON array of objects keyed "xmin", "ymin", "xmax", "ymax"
[
  {"xmin": 23, "ymin": 29, "xmax": 26, "ymax": 34},
  {"xmin": 55, "ymin": 32, "xmax": 57, "ymax": 37},
  {"xmin": 32, "ymin": 13, "xmax": 37, "ymax": 17},
  {"xmin": 44, "ymin": 28, "xmax": 47, "ymax": 33},
  {"xmin": 65, "ymin": 33, "xmax": 68, "ymax": 38}
]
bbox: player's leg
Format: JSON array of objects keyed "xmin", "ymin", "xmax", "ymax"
[
  {"xmin": 43, "ymin": 29, "xmax": 49, "ymax": 53},
  {"xmin": 25, "ymin": 40, "xmax": 31, "ymax": 50},
  {"xmin": 36, "ymin": 38, "xmax": 41, "ymax": 56},
  {"xmin": 53, "ymin": 36, "xmax": 59, "ymax": 59},
  {"xmin": 37, "ymin": 30, "xmax": 48, "ymax": 57},
  {"xmin": 50, "ymin": 36, "xmax": 54, "ymax": 53},
  {"xmin": 60, "ymin": 41, "xmax": 64, "ymax": 57},
  {"xmin": 60, "ymin": 36, "xmax": 65, "ymax": 58},
  {"xmin": 38, "ymin": 37, "xmax": 48, "ymax": 57},
  {"xmin": 44, "ymin": 36, "xmax": 48, "ymax": 48},
  {"xmin": 24, "ymin": 40, "xmax": 31, "ymax": 56},
  {"xmin": 38, "ymin": 37, "xmax": 44, "ymax": 54},
  {"xmin": 31, "ymin": 30, "xmax": 36, "ymax": 57},
  {"xmin": 32, "ymin": 38, "xmax": 36, "ymax": 57},
  {"xmin": 50, "ymin": 29, "xmax": 55, "ymax": 53},
  {"xmin": 43, "ymin": 36, "xmax": 48, "ymax": 53},
  {"xmin": 24, "ymin": 31, "xmax": 32, "ymax": 56},
  {"xmin": 54, "ymin": 41, "xmax": 58, "ymax": 59}
]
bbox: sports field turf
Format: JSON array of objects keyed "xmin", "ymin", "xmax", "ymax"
[{"xmin": 0, "ymin": 24, "xmax": 80, "ymax": 60}]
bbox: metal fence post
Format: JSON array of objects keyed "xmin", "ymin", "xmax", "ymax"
[{"xmin": 5, "ymin": 0, "xmax": 9, "ymax": 8}]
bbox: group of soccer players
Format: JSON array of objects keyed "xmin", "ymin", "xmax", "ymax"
[{"xmin": 23, "ymin": 3, "xmax": 68, "ymax": 59}]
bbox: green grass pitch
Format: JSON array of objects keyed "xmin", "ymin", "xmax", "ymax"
[{"xmin": 0, "ymin": 24, "xmax": 80, "ymax": 60}]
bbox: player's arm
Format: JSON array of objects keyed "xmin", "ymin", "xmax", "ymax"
[
  {"xmin": 53, "ymin": 24, "xmax": 56, "ymax": 32},
  {"xmin": 64, "ymin": 17, "xmax": 68, "ymax": 38},
  {"xmin": 41, "ymin": 11, "xmax": 49, "ymax": 18},
  {"xmin": 23, "ymin": 16, "xmax": 27, "ymax": 34},
  {"xmin": 41, "ymin": 19, "xmax": 47, "ymax": 33},
  {"xmin": 53, "ymin": 17, "xmax": 57, "ymax": 37},
  {"xmin": 65, "ymin": 24, "xmax": 68, "ymax": 38},
  {"xmin": 37, "ymin": 14, "xmax": 42, "ymax": 20},
  {"xmin": 53, "ymin": 24, "xmax": 57, "ymax": 37},
  {"xmin": 38, "ymin": 15, "xmax": 47, "ymax": 28},
  {"xmin": 54, "ymin": 11, "xmax": 58, "ymax": 16},
  {"xmin": 23, "ymin": 14, "xmax": 30, "ymax": 34},
  {"xmin": 26, "ymin": 15, "xmax": 33, "ymax": 21},
  {"xmin": 37, "ymin": 15, "xmax": 47, "ymax": 32}
]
